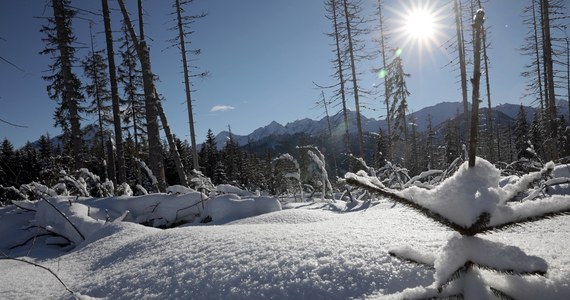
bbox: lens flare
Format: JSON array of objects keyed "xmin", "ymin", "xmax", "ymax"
[
  {"xmin": 405, "ymin": 8, "xmax": 436, "ymax": 41},
  {"xmin": 386, "ymin": 0, "xmax": 450, "ymax": 65}
]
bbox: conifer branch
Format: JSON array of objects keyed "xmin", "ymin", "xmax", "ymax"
[
  {"xmin": 472, "ymin": 261, "xmax": 546, "ymax": 276},
  {"xmin": 437, "ymin": 261, "xmax": 472, "ymax": 293},
  {"xmin": 479, "ymin": 209, "xmax": 570, "ymax": 234},
  {"xmin": 345, "ymin": 177, "xmax": 490, "ymax": 235},
  {"xmin": 388, "ymin": 251, "xmax": 435, "ymax": 269},
  {"xmin": 489, "ymin": 287, "xmax": 515, "ymax": 300}
]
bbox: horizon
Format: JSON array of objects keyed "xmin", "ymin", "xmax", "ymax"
[{"xmin": 22, "ymin": 99, "xmax": 556, "ymax": 149}]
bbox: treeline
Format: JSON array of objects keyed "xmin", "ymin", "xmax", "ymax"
[{"xmin": 0, "ymin": 128, "xmax": 314, "ymax": 201}]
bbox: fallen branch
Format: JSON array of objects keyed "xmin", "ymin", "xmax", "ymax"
[
  {"xmin": 9, "ymin": 233, "xmax": 54, "ymax": 250},
  {"xmin": 0, "ymin": 250, "xmax": 78, "ymax": 299},
  {"xmin": 41, "ymin": 197, "xmax": 85, "ymax": 241}
]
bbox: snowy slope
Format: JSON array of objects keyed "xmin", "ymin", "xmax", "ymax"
[{"xmin": 1, "ymin": 199, "xmax": 569, "ymax": 299}]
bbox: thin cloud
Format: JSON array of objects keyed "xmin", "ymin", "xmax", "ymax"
[{"xmin": 210, "ymin": 105, "xmax": 235, "ymax": 112}]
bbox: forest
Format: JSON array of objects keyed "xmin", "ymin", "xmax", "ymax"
[
  {"xmin": 0, "ymin": 0, "xmax": 570, "ymax": 298},
  {"xmin": 0, "ymin": 0, "xmax": 568, "ymax": 201}
]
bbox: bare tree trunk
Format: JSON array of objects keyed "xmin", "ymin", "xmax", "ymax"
[
  {"xmin": 117, "ymin": 0, "xmax": 165, "ymax": 190},
  {"xmin": 156, "ymin": 91, "xmax": 188, "ymax": 186},
  {"xmin": 531, "ymin": 0, "xmax": 545, "ymax": 114},
  {"xmin": 175, "ymin": 0, "xmax": 200, "ymax": 171},
  {"xmin": 540, "ymin": 0, "xmax": 558, "ymax": 160},
  {"xmin": 530, "ymin": 0, "xmax": 547, "ymax": 158},
  {"xmin": 106, "ymin": 137, "xmax": 116, "ymax": 184},
  {"xmin": 377, "ymin": 0, "xmax": 391, "ymax": 160},
  {"xmin": 331, "ymin": 0, "xmax": 351, "ymax": 157},
  {"xmin": 102, "ymin": 0, "xmax": 126, "ymax": 184},
  {"xmin": 52, "ymin": 0, "xmax": 82, "ymax": 170},
  {"xmin": 469, "ymin": 9, "xmax": 485, "ymax": 168},
  {"xmin": 454, "ymin": 0, "xmax": 469, "ymax": 136},
  {"xmin": 567, "ymin": 37, "xmax": 569, "ymax": 120},
  {"xmin": 482, "ymin": 27, "xmax": 494, "ymax": 162},
  {"xmin": 476, "ymin": 0, "xmax": 494, "ymax": 161},
  {"xmin": 342, "ymin": 0, "xmax": 364, "ymax": 158},
  {"xmin": 137, "ymin": 0, "xmax": 144, "ymax": 41},
  {"xmin": 322, "ymin": 90, "xmax": 339, "ymax": 176}
]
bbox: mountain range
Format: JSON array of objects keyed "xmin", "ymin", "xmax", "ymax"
[
  {"xmin": 29, "ymin": 100, "xmax": 568, "ymax": 153},
  {"xmin": 212, "ymin": 101, "xmax": 564, "ymax": 149}
]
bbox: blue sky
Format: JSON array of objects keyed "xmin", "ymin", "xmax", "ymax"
[{"xmin": 0, "ymin": 0, "xmax": 554, "ymax": 147}]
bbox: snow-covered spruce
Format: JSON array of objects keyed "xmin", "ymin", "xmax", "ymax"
[{"xmin": 346, "ymin": 157, "xmax": 570, "ymax": 299}]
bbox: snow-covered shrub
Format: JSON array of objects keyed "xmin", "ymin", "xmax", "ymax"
[
  {"xmin": 54, "ymin": 168, "xmax": 113, "ymax": 198},
  {"xmin": 0, "ymin": 185, "xmax": 27, "ymax": 204},
  {"xmin": 116, "ymin": 182, "xmax": 133, "ymax": 197},
  {"xmin": 272, "ymin": 153, "xmax": 303, "ymax": 201},
  {"xmin": 346, "ymin": 157, "xmax": 570, "ymax": 299},
  {"xmin": 402, "ymin": 169, "xmax": 443, "ymax": 190},
  {"xmin": 19, "ymin": 182, "xmax": 58, "ymax": 200},
  {"xmin": 375, "ymin": 161, "xmax": 410, "ymax": 189},
  {"xmin": 297, "ymin": 146, "xmax": 333, "ymax": 201},
  {"xmin": 134, "ymin": 158, "xmax": 159, "ymax": 193},
  {"xmin": 188, "ymin": 169, "xmax": 215, "ymax": 195},
  {"xmin": 498, "ymin": 157, "xmax": 543, "ymax": 176}
]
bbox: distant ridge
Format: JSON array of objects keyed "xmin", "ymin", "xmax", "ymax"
[{"xmin": 211, "ymin": 100, "xmax": 565, "ymax": 149}]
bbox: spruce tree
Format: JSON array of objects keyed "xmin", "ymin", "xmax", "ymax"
[
  {"xmin": 385, "ymin": 50, "xmax": 410, "ymax": 164},
  {"xmin": 117, "ymin": 21, "xmax": 146, "ymax": 154},
  {"xmin": 198, "ymin": 129, "xmax": 218, "ymax": 180},
  {"xmin": 82, "ymin": 39, "xmax": 112, "ymax": 162},
  {"xmin": 41, "ymin": 0, "xmax": 84, "ymax": 169},
  {"xmin": 444, "ymin": 119, "xmax": 461, "ymax": 165},
  {"xmin": 514, "ymin": 104, "xmax": 530, "ymax": 158},
  {"xmin": 529, "ymin": 110, "xmax": 546, "ymax": 160},
  {"xmin": 0, "ymin": 139, "xmax": 17, "ymax": 186},
  {"xmin": 375, "ymin": 0, "xmax": 392, "ymax": 159}
]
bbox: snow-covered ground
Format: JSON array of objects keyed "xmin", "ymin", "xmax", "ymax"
[
  {"xmin": 1, "ymin": 159, "xmax": 569, "ymax": 299},
  {"xmin": 1, "ymin": 198, "xmax": 569, "ymax": 299}
]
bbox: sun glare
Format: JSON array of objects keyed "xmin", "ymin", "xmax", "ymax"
[
  {"xmin": 405, "ymin": 9, "xmax": 436, "ymax": 40},
  {"xmin": 386, "ymin": 0, "xmax": 449, "ymax": 63}
]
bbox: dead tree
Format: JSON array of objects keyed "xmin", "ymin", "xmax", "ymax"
[
  {"xmin": 468, "ymin": 9, "xmax": 485, "ymax": 168},
  {"xmin": 102, "ymin": 0, "xmax": 126, "ymax": 184},
  {"xmin": 117, "ymin": 0, "xmax": 166, "ymax": 189}
]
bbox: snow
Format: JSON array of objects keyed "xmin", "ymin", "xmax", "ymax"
[
  {"xmin": 490, "ymin": 195, "xmax": 570, "ymax": 226},
  {"xmin": 397, "ymin": 158, "xmax": 501, "ymax": 228},
  {"xmin": 204, "ymin": 194, "xmax": 281, "ymax": 224},
  {"xmin": 166, "ymin": 185, "xmax": 197, "ymax": 195},
  {"xmin": 215, "ymin": 184, "xmax": 254, "ymax": 197},
  {"xmin": 552, "ymin": 164, "xmax": 570, "ymax": 178},
  {"xmin": 1, "ymin": 157, "xmax": 570, "ymax": 299},
  {"xmin": 433, "ymin": 234, "xmax": 547, "ymax": 286},
  {"xmin": 389, "ymin": 244, "xmax": 435, "ymax": 266},
  {"xmin": 0, "ymin": 198, "xmax": 568, "ymax": 299}
]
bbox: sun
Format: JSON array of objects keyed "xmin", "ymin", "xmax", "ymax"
[
  {"xmin": 386, "ymin": 0, "xmax": 449, "ymax": 62},
  {"xmin": 404, "ymin": 8, "xmax": 436, "ymax": 41}
]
